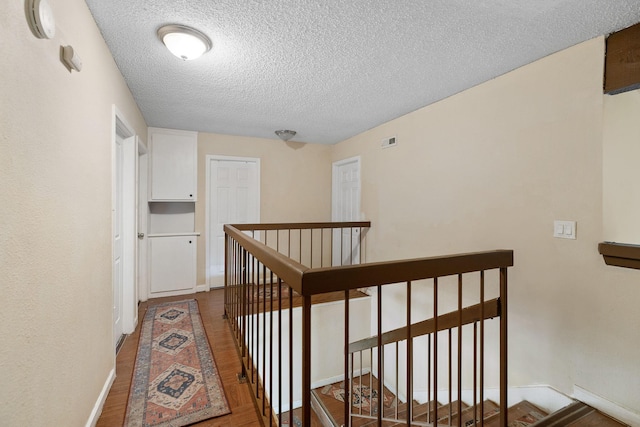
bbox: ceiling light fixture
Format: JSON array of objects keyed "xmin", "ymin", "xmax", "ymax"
[
  {"xmin": 275, "ymin": 130, "xmax": 297, "ymax": 141},
  {"xmin": 157, "ymin": 24, "xmax": 212, "ymax": 60}
]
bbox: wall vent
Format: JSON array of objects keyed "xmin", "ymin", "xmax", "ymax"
[{"xmin": 381, "ymin": 136, "xmax": 397, "ymax": 149}]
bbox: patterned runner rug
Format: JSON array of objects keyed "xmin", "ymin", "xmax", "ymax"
[{"xmin": 124, "ymin": 299, "xmax": 230, "ymax": 426}]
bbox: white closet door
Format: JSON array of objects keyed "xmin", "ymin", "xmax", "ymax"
[
  {"xmin": 208, "ymin": 157, "xmax": 260, "ymax": 287},
  {"xmin": 332, "ymin": 157, "xmax": 361, "ymax": 266}
]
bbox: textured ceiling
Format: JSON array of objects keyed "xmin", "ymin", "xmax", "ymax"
[{"xmin": 85, "ymin": 0, "xmax": 640, "ymax": 144}]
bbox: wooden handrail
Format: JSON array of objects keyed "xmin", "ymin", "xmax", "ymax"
[
  {"xmin": 348, "ymin": 298, "xmax": 500, "ymax": 353},
  {"xmin": 229, "ymin": 221, "xmax": 371, "ymax": 231},
  {"xmin": 300, "ymin": 250, "xmax": 513, "ymax": 295},
  {"xmin": 224, "ymin": 224, "xmax": 308, "ymax": 293},
  {"xmin": 226, "ymin": 223, "xmax": 513, "ymax": 296}
]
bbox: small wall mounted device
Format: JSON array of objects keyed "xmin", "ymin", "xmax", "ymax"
[
  {"xmin": 381, "ymin": 136, "xmax": 397, "ymax": 149},
  {"xmin": 61, "ymin": 45, "xmax": 82, "ymax": 71},
  {"xmin": 26, "ymin": 0, "xmax": 56, "ymax": 39}
]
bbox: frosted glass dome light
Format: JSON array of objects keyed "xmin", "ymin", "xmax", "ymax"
[{"xmin": 158, "ymin": 25, "xmax": 212, "ymax": 61}]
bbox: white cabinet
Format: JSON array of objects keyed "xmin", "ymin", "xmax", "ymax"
[
  {"xmin": 148, "ymin": 234, "xmax": 197, "ymax": 295},
  {"xmin": 149, "ymin": 128, "xmax": 197, "ymax": 201},
  {"xmin": 146, "ymin": 127, "xmax": 199, "ymax": 297}
]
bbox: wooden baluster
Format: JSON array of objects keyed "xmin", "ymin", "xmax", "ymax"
[
  {"xmin": 344, "ymin": 289, "xmax": 350, "ymax": 427},
  {"xmin": 458, "ymin": 274, "xmax": 463, "ymax": 427},
  {"xmin": 433, "ymin": 277, "xmax": 438, "ymax": 423},
  {"xmin": 500, "ymin": 267, "xmax": 508, "ymax": 427},
  {"xmin": 377, "ymin": 284, "xmax": 382, "ymax": 425},
  {"xmin": 289, "ymin": 282, "xmax": 294, "ymax": 427},
  {"xmin": 302, "ymin": 295, "xmax": 312, "ymax": 427},
  {"xmin": 448, "ymin": 328, "xmax": 452, "ymax": 424},
  {"xmin": 406, "ymin": 280, "xmax": 412, "ymax": 425},
  {"xmin": 480, "ymin": 270, "xmax": 485, "ymax": 427}
]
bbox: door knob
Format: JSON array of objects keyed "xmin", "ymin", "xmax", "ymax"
[{"xmin": 138, "ymin": 233, "xmax": 145, "ymax": 239}]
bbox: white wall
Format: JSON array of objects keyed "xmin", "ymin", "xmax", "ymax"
[
  {"xmin": 603, "ymin": 88, "xmax": 640, "ymax": 243},
  {"xmin": 332, "ymin": 37, "xmax": 640, "ymax": 414},
  {"xmin": 0, "ymin": 0, "xmax": 147, "ymax": 425}
]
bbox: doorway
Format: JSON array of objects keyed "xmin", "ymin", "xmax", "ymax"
[
  {"xmin": 206, "ymin": 156, "xmax": 260, "ymax": 288},
  {"xmin": 332, "ymin": 156, "xmax": 361, "ymax": 266}
]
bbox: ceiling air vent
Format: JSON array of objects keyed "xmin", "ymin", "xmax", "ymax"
[{"xmin": 381, "ymin": 136, "xmax": 397, "ymax": 149}]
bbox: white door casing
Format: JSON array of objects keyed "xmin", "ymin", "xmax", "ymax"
[
  {"xmin": 206, "ymin": 156, "xmax": 260, "ymax": 288},
  {"xmin": 112, "ymin": 107, "xmax": 139, "ymax": 350},
  {"xmin": 332, "ymin": 156, "xmax": 361, "ymax": 266},
  {"xmin": 121, "ymin": 136, "xmax": 137, "ymax": 334},
  {"xmin": 137, "ymin": 142, "xmax": 148, "ymax": 303},
  {"xmin": 113, "ymin": 134, "xmax": 124, "ymax": 349}
]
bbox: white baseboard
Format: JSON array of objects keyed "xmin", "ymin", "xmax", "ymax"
[
  {"xmin": 86, "ymin": 368, "xmax": 116, "ymax": 427},
  {"xmin": 196, "ymin": 283, "xmax": 209, "ymax": 292},
  {"xmin": 573, "ymin": 385, "xmax": 640, "ymax": 427}
]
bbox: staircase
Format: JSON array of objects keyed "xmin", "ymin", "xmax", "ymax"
[
  {"xmin": 278, "ymin": 374, "xmax": 629, "ymax": 427},
  {"xmin": 223, "ymin": 222, "xmax": 630, "ymax": 427}
]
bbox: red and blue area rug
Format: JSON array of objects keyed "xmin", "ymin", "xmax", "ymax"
[{"xmin": 124, "ymin": 299, "xmax": 230, "ymax": 426}]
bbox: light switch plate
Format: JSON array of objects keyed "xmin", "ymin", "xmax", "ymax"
[{"xmin": 553, "ymin": 220, "xmax": 576, "ymax": 239}]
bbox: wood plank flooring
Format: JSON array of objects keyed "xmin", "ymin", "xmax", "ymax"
[{"xmin": 97, "ymin": 289, "xmax": 262, "ymax": 427}]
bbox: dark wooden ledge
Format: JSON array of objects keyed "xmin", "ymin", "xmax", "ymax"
[{"xmin": 598, "ymin": 242, "xmax": 640, "ymax": 270}]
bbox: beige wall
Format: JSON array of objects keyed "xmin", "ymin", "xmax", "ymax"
[
  {"xmin": 332, "ymin": 37, "xmax": 640, "ymax": 412},
  {"xmin": 196, "ymin": 135, "xmax": 332, "ymax": 285},
  {"xmin": 2, "ymin": 1, "xmax": 638, "ymax": 421},
  {"xmin": 0, "ymin": 0, "xmax": 147, "ymax": 425},
  {"xmin": 603, "ymin": 88, "xmax": 640, "ymax": 243}
]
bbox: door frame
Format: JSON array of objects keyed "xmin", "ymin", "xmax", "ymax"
[
  {"xmin": 112, "ymin": 106, "xmax": 138, "ymax": 343},
  {"xmin": 205, "ymin": 155, "xmax": 261, "ymax": 289},
  {"xmin": 331, "ymin": 155, "xmax": 361, "ymax": 221},
  {"xmin": 332, "ymin": 156, "xmax": 362, "ymax": 266},
  {"xmin": 136, "ymin": 140, "xmax": 148, "ymax": 304}
]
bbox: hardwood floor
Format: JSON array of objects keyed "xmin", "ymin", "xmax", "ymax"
[{"xmin": 97, "ymin": 289, "xmax": 262, "ymax": 427}]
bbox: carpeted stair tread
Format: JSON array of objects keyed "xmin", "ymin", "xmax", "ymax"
[
  {"xmin": 566, "ymin": 409, "xmax": 628, "ymax": 427},
  {"xmin": 483, "ymin": 400, "xmax": 548, "ymax": 427},
  {"xmin": 410, "ymin": 400, "xmax": 441, "ymax": 422},
  {"xmin": 279, "ymin": 406, "xmax": 324, "ymax": 427},
  {"xmin": 444, "ymin": 399, "xmax": 500, "ymax": 426},
  {"xmin": 434, "ymin": 400, "xmax": 470, "ymax": 423},
  {"xmin": 357, "ymin": 399, "xmax": 441, "ymax": 427},
  {"xmin": 526, "ymin": 401, "xmax": 627, "ymax": 427},
  {"xmin": 310, "ymin": 374, "xmax": 396, "ymax": 427}
]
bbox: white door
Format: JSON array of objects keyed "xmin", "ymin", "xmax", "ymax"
[
  {"xmin": 113, "ymin": 134, "xmax": 124, "ymax": 349},
  {"xmin": 207, "ymin": 156, "xmax": 260, "ymax": 288},
  {"xmin": 332, "ymin": 157, "xmax": 361, "ymax": 266}
]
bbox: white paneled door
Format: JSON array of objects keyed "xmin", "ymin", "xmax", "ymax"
[
  {"xmin": 332, "ymin": 156, "xmax": 361, "ymax": 266},
  {"xmin": 207, "ymin": 156, "xmax": 260, "ymax": 288}
]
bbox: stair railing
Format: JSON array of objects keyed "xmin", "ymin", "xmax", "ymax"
[{"xmin": 224, "ymin": 221, "xmax": 513, "ymax": 427}]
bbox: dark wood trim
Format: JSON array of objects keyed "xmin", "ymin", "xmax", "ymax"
[
  {"xmin": 301, "ymin": 250, "xmax": 514, "ymax": 295},
  {"xmin": 224, "ymin": 224, "xmax": 308, "ymax": 292},
  {"xmin": 230, "ymin": 221, "xmax": 371, "ymax": 231},
  {"xmin": 604, "ymin": 22, "xmax": 640, "ymax": 95},
  {"xmin": 348, "ymin": 298, "xmax": 500, "ymax": 353},
  {"xmin": 598, "ymin": 241, "xmax": 640, "ymax": 270}
]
